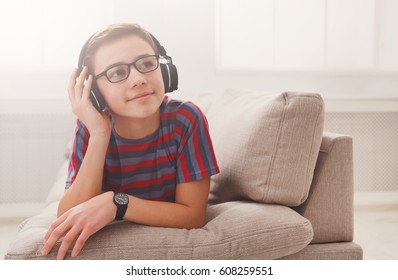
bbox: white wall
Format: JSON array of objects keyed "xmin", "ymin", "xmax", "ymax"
[{"xmin": 0, "ymin": 0, "xmax": 397, "ymax": 103}]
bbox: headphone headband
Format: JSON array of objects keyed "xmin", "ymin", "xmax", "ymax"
[
  {"xmin": 150, "ymin": 34, "xmax": 166, "ymax": 56},
  {"xmin": 78, "ymin": 31, "xmax": 171, "ymax": 68}
]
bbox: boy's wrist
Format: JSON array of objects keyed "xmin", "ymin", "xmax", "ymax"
[
  {"xmin": 112, "ymin": 192, "xmax": 129, "ymax": 220},
  {"xmin": 89, "ymin": 131, "xmax": 111, "ymax": 144},
  {"xmin": 106, "ymin": 191, "xmax": 118, "ymax": 219}
]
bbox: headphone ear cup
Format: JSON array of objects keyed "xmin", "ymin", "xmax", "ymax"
[
  {"xmin": 168, "ymin": 63, "xmax": 178, "ymax": 92},
  {"xmin": 160, "ymin": 63, "xmax": 170, "ymax": 93},
  {"xmin": 89, "ymin": 83, "xmax": 107, "ymax": 112},
  {"xmin": 160, "ymin": 63, "xmax": 178, "ymax": 93}
]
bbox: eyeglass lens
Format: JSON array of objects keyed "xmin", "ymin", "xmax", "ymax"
[{"xmin": 105, "ymin": 55, "xmax": 159, "ymax": 83}]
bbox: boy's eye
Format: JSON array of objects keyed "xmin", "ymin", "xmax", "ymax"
[
  {"xmin": 107, "ymin": 66, "xmax": 128, "ymax": 80},
  {"xmin": 137, "ymin": 57, "xmax": 158, "ymax": 72},
  {"xmin": 141, "ymin": 61, "xmax": 154, "ymax": 69}
]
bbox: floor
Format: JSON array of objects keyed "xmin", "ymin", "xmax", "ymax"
[
  {"xmin": 354, "ymin": 209, "xmax": 398, "ymax": 259},
  {"xmin": 1, "ymin": 192, "xmax": 397, "ymax": 260},
  {"xmin": 352, "ymin": 191, "xmax": 398, "ymax": 259}
]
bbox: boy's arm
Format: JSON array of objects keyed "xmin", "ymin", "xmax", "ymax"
[
  {"xmin": 57, "ymin": 133, "xmax": 110, "ymax": 217},
  {"xmin": 125, "ymin": 177, "xmax": 210, "ymax": 229},
  {"xmin": 42, "ymin": 177, "xmax": 210, "ymax": 260},
  {"xmin": 57, "ymin": 67, "xmax": 112, "ymax": 216}
]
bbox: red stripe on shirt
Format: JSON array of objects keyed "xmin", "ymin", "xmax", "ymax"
[
  {"xmin": 107, "ymin": 155, "xmax": 174, "ymax": 173},
  {"xmin": 120, "ymin": 172, "xmax": 176, "ymax": 190}
]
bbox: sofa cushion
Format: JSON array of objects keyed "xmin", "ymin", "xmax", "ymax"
[
  {"xmin": 191, "ymin": 89, "xmax": 324, "ymax": 206},
  {"xmin": 5, "ymin": 201, "xmax": 313, "ymax": 260}
]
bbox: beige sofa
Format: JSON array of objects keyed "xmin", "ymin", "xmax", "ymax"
[{"xmin": 4, "ymin": 89, "xmax": 363, "ymax": 260}]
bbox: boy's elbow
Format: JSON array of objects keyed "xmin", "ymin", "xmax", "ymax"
[
  {"xmin": 191, "ymin": 221, "xmax": 206, "ymax": 229},
  {"xmin": 185, "ymin": 213, "xmax": 206, "ymax": 229}
]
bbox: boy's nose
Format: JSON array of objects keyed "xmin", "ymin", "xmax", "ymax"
[{"xmin": 127, "ymin": 67, "xmax": 147, "ymax": 88}]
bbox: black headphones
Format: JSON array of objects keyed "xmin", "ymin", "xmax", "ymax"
[{"xmin": 78, "ymin": 31, "xmax": 178, "ymax": 112}]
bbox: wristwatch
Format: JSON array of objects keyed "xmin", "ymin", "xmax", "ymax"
[{"xmin": 112, "ymin": 192, "xmax": 129, "ymax": 220}]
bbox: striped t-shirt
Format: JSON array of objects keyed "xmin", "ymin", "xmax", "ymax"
[{"xmin": 66, "ymin": 96, "xmax": 219, "ymax": 202}]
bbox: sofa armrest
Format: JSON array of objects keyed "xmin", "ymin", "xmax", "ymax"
[{"xmin": 293, "ymin": 132, "xmax": 354, "ymax": 243}]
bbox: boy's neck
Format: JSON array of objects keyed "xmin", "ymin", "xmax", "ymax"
[{"xmin": 112, "ymin": 109, "xmax": 161, "ymax": 140}]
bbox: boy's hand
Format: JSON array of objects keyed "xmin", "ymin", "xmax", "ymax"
[
  {"xmin": 68, "ymin": 67, "xmax": 111, "ymax": 138},
  {"xmin": 42, "ymin": 191, "xmax": 116, "ymax": 260}
]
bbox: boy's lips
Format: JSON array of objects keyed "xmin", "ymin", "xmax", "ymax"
[{"xmin": 128, "ymin": 91, "xmax": 153, "ymax": 101}]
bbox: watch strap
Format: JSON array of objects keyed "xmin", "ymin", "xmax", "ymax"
[{"xmin": 113, "ymin": 192, "xmax": 128, "ymax": 220}]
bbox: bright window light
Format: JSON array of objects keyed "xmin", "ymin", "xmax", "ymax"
[{"xmin": 0, "ymin": 0, "xmax": 113, "ymax": 71}]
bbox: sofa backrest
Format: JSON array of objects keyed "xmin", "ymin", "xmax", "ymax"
[{"xmin": 183, "ymin": 89, "xmax": 324, "ymax": 207}]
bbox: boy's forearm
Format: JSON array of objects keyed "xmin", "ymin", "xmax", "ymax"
[
  {"xmin": 124, "ymin": 196, "xmax": 206, "ymax": 229},
  {"xmin": 57, "ymin": 134, "xmax": 110, "ymax": 217},
  {"xmin": 123, "ymin": 178, "xmax": 210, "ymax": 229}
]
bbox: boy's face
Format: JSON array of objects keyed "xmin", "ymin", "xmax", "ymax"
[{"xmin": 93, "ymin": 34, "xmax": 165, "ymax": 120}]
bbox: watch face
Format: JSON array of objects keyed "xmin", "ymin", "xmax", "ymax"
[{"xmin": 114, "ymin": 193, "xmax": 129, "ymax": 205}]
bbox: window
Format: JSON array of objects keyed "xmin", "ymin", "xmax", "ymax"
[
  {"xmin": 216, "ymin": 0, "xmax": 398, "ymax": 72},
  {"xmin": 0, "ymin": 0, "xmax": 114, "ymax": 70}
]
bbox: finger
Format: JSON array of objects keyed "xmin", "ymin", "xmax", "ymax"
[
  {"xmin": 75, "ymin": 66, "xmax": 88, "ymax": 100},
  {"xmin": 43, "ymin": 213, "xmax": 68, "ymax": 244},
  {"xmin": 67, "ymin": 69, "xmax": 79, "ymax": 103},
  {"xmin": 42, "ymin": 216, "xmax": 71, "ymax": 256},
  {"xmin": 82, "ymin": 74, "xmax": 93, "ymax": 101},
  {"xmin": 77, "ymin": 66, "xmax": 88, "ymax": 82},
  {"xmin": 71, "ymin": 228, "xmax": 91, "ymax": 258},
  {"xmin": 56, "ymin": 225, "xmax": 82, "ymax": 260}
]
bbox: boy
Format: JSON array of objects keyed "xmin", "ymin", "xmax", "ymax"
[{"xmin": 42, "ymin": 23, "xmax": 219, "ymax": 260}]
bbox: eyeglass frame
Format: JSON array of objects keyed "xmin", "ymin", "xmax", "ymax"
[{"xmin": 94, "ymin": 54, "xmax": 160, "ymax": 83}]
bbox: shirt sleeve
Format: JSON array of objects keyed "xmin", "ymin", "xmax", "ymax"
[
  {"xmin": 175, "ymin": 102, "xmax": 219, "ymax": 184},
  {"xmin": 65, "ymin": 119, "xmax": 90, "ymax": 189}
]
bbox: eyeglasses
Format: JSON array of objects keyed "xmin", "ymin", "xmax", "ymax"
[{"xmin": 94, "ymin": 54, "xmax": 160, "ymax": 83}]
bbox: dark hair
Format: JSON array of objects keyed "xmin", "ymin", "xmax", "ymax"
[{"xmin": 82, "ymin": 23, "xmax": 158, "ymax": 72}]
